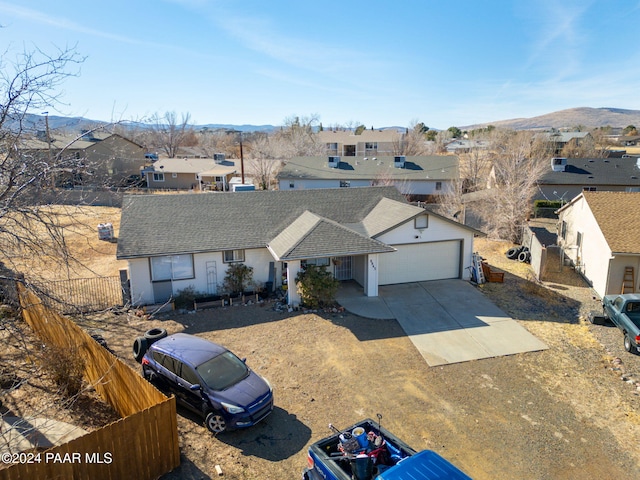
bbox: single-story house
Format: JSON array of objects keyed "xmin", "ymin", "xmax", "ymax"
[
  {"xmin": 535, "ymin": 157, "xmax": 640, "ymax": 203},
  {"xmin": 116, "ymin": 186, "xmax": 482, "ymax": 306},
  {"xmin": 277, "ymin": 155, "xmax": 459, "ymax": 202},
  {"xmin": 317, "ymin": 129, "xmax": 403, "ymax": 157},
  {"xmin": 143, "ymin": 157, "xmax": 239, "ymax": 190},
  {"xmin": 556, "ymin": 191, "xmax": 640, "ymax": 298}
]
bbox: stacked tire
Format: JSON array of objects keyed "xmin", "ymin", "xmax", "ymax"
[
  {"xmin": 505, "ymin": 246, "xmax": 531, "ymax": 263},
  {"xmin": 133, "ymin": 328, "xmax": 168, "ymax": 363}
]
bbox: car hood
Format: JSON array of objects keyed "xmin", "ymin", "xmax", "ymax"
[{"xmin": 208, "ymin": 370, "xmax": 271, "ymax": 407}]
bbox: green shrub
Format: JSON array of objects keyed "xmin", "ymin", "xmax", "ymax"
[
  {"xmin": 222, "ymin": 263, "xmax": 254, "ymax": 294},
  {"xmin": 295, "ymin": 264, "xmax": 339, "ymax": 308}
]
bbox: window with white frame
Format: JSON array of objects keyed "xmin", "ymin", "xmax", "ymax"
[
  {"xmin": 223, "ymin": 249, "xmax": 245, "ymax": 263},
  {"xmin": 414, "ymin": 215, "xmax": 428, "ymax": 229},
  {"xmin": 435, "ymin": 181, "xmax": 442, "ymax": 190},
  {"xmin": 365, "ymin": 142, "xmax": 378, "ymax": 153},
  {"xmin": 153, "ymin": 172, "xmax": 165, "ymax": 182},
  {"xmin": 172, "ymin": 172, "xmax": 177, "ymax": 178},
  {"xmin": 289, "ymin": 181, "xmax": 295, "ymax": 189},
  {"xmin": 150, "ymin": 255, "xmax": 194, "ymax": 281}
]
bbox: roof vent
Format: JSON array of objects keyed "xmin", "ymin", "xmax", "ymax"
[
  {"xmin": 551, "ymin": 157, "xmax": 567, "ymax": 172},
  {"xmin": 394, "ymin": 155, "xmax": 406, "ymax": 168},
  {"xmin": 214, "ymin": 153, "xmax": 225, "ymax": 164},
  {"xmin": 328, "ymin": 156, "xmax": 340, "ymax": 168}
]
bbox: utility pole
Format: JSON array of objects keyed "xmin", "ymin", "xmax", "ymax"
[{"xmin": 239, "ymin": 133, "xmax": 245, "ymax": 184}]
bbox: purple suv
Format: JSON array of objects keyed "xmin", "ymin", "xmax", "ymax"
[{"xmin": 140, "ymin": 333, "xmax": 273, "ymax": 433}]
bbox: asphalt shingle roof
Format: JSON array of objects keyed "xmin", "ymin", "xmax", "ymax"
[
  {"xmin": 540, "ymin": 157, "xmax": 640, "ymax": 187},
  {"xmin": 116, "ymin": 186, "xmax": 408, "ymax": 259},
  {"xmin": 582, "ymin": 191, "xmax": 640, "ymax": 254},
  {"xmin": 277, "ymin": 156, "xmax": 459, "ymax": 181}
]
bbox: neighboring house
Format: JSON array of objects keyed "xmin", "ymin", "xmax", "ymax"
[
  {"xmin": 22, "ymin": 131, "xmax": 146, "ymax": 187},
  {"xmin": 540, "ymin": 131, "xmax": 592, "ymax": 155},
  {"xmin": 277, "ymin": 155, "xmax": 459, "ymax": 201},
  {"xmin": 445, "ymin": 139, "xmax": 490, "ymax": 154},
  {"xmin": 535, "ymin": 157, "xmax": 640, "ymax": 203},
  {"xmin": 116, "ymin": 186, "xmax": 482, "ymax": 306},
  {"xmin": 618, "ymin": 135, "xmax": 640, "ymax": 147},
  {"xmin": 144, "ymin": 157, "xmax": 239, "ymax": 190},
  {"xmin": 556, "ymin": 191, "xmax": 640, "ymax": 298},
  {"xmin": 317, "ymin": 129, "xmax": 403, "ymax": 156}
]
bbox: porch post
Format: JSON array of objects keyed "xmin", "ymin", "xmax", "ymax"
[
  {"xmin": 365, "ymin": 254, "xmax": 379, "ymax": 297},
  {"xmin": 286, "ymin": 260, "xmax": 302, "ymax": 306}
]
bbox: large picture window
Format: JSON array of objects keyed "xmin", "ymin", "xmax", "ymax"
[
  {"xmin": 153, "ymin": 172, "xmax": 165, "ymax": 182},
  {"xmin": 150, "ymin": 254, "xmax": 194, "ymax": 281}
]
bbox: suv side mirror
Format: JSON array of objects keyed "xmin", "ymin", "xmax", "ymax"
[{"xmin": 189, "ymin": 384, "xmax": 201, "ymax": 391}]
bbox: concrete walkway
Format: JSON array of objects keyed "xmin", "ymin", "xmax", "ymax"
[{"xmin": 336, "ymin": 279, "xmax": 548, "ymax": 366}]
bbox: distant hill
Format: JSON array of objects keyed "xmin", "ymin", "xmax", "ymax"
[{"xmin": 462, "ymin": 107, "xmax": 640, "ymax": 131}]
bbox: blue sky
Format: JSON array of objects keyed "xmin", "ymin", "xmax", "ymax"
[{"xmin": 2, "ymin": 0, "xmax": 640, "ymax": 129}]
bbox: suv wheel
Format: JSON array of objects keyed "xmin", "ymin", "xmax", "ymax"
[{"xmin": 205, "ymin": 412, "xmax": 226, "ymax": 433}]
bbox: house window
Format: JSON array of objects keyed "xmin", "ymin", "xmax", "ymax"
[
  {"xmin": 172, "ymin": 172, "xmax": 178, "ymax": 178},
  {"xmin": 415, "ymin": 215, "xmax": 429, "ymax": 229},
  {"xmin": 340, "ymin": 180, "xmax": 351, "ymax": 188},
  {"xmin": 435, "ymin": 182, "xmax": 442, "ymax": 191},
  {"xmin": 583, "ymin": 186, "xmax": 596, "ymax": 191},
  {"xmin": 223, "ymin": 249, "xmax": 245, "ymax": 263},
  {"xmin": 326, "ymin": 142, "xmax": 338, "ymax": 154},
  {"xmin": 561, "ymin": 220, "xmax": 567, "ymax": 240},
  {"xmin": 289, "ymin": 181, "xmax": 295, "ymax": 189},
  {"xmin": 302, "ymin": 257, "xmax": 330, "ymax": 267},
  {"xmin": 576, "ymin": 231, "xmax": 583, "ymax": 247},
  {"xmin": 153, "ymin": 172, "xmax": 165, "ymax": 182},
  {"xmin": 365, "ymin": 142, "xmax": 378, "ymax": 153},
  {"xmin": 150, "ymin": 254, "xmax": 194, "ymax": 281}
]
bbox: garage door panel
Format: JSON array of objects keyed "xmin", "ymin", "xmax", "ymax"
[{"xmin": 378, "ymin": 241, "xmax": 460, "ymax": 285}]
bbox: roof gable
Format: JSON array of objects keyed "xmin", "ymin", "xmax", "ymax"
[
  {"xmin": 582, "ymin": 191, "xmax": 640, "ymax": 254},
  {"xmin": 268, "ymin": 211, "xmax": 394, "ymax": 260}
]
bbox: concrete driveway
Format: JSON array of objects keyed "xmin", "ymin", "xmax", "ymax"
[{"xmin": 336, "ymin": 279, "xmax": 548, "ymax": 366}]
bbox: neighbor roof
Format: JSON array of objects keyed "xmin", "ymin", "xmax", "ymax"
[
  {"xmin": 539, "ymin": 157, "xmax": 640, "ymax": 187},
  {"xmin": 117, "ymin": 186, "xmax": 411, "ymax": 259},
  {"xmin": 581, "ymin": 191, "xmax": 640, "ymax": 254},
  {"xmin": 317, "ymin": 129, "xmax": 403, "ymax": 144},
  {"xmin": 150, "ymin": 158, "xmax": 238, "ymax": 174},
  {"xmin": 277, "ymin": 156, "xmax": 459, "ymax": 181}
]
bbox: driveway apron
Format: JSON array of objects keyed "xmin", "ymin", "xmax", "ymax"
[{"xmin": 369, "ymin": 280, "xmax": 547, "ymax": 366}]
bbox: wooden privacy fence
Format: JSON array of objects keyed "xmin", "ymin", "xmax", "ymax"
[
  {"xmin": 31, "ymin": 276, "xmax": 124, "ymax": 314},
  {"xmin": 1, "ymin": 286, "xmax": 180, "ymax": 480}
]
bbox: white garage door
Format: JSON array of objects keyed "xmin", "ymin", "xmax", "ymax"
[{"xmin": 378, "ymin": 241, "xmax": 461, "ymax": 285}]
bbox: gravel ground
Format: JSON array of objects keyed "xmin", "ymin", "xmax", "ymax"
[{"xmin": 3, "ymin": 238, "xmax": 640, "ymax": 479}]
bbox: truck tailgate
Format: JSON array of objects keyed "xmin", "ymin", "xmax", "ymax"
[{"xmin": 376, "ymin": 450, "xmax": 472, "ymax": 480}]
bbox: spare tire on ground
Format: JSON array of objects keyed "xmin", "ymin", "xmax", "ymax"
[
  {"xmin": 505, "ymin": 247, "xmax": 520, "ymax": 259},
  {"xmin": 144, "ymin": 328, "xmax": 168, "ymax": 344},
  {"xmin": 517, "ymin": 250, "xmax": 531, "ymax": 263},
  {"xmin": 133, "ymin": 336, "xmax": 149, "ymax": 363}
]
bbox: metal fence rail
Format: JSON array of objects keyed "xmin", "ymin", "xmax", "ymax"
[{"xmin": 31, "ymin": 276, "xmax": 124, "ymax": 313}]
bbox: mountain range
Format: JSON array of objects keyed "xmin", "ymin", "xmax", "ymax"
[{"xmin": 18, "ymin": 107, "xmax": 640, "ymax": 135}]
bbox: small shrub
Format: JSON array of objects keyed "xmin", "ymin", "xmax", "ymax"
[
  {"xmin": 223, "ymin": 263, "xmax": 254, "ymax": 294},
  {"xmin": 174, "ymin": 285, "xmax": 208, "ymax": 309},
  {"xmin": 295, "ymin": 264, "xmax": 339, "ymax": 308},
  {"xmin": 40, "ymin": 344, "xmax": 85, "ymax": 398}
]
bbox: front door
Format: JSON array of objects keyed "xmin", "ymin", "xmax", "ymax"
[{"xmin": 333, "ymin": 256, "xmax": 353, "ymax": 281}]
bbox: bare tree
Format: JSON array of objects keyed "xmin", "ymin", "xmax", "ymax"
[
  {"xmin": 0, "ymin": 45, "xmax": 94, "ymax": 277},
  {"xmin": 273, "ymin": 114, "xmax": 325, "ymax": 158},
  {"xmin": 246, "ymin": 134, "xmax": 282, "ymax": 190},
  {"xmin": 147, "ymin": 111, "xmax": 193, "ymax": 158},
  {"xmin": 391, "ymin": 121, "xmax": 430, "ymax": 156},
  {"xmin": 475, "ymin": 130, "xmax": 551, "ymax": 243}
]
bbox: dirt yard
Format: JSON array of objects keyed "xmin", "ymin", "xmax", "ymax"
[{"xmin": 2, "ymin": 208, "xmax": 640, "ymax": 479}]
